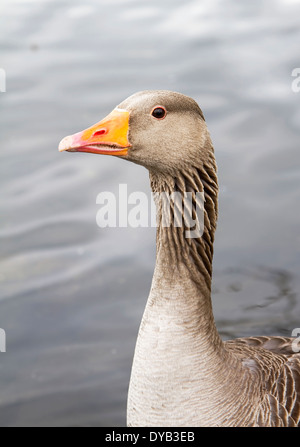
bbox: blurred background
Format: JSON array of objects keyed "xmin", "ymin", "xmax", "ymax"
[{"xmin": 0, "ymin": 0, "xmax": 300, "ymax": 427}]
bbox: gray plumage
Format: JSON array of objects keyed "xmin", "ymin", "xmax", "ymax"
[{"xmin": 59, "ymin": 90, "xmax": 300, "ymax": 427}]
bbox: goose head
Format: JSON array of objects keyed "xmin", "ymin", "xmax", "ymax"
[{"xmin": 58, "ymin": 90, "xmax": 213, "ymax": 175}]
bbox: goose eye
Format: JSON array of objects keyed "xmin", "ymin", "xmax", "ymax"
[{"xmin": 151, "ymin": 106, "xmax": 166, "ymax": 120}]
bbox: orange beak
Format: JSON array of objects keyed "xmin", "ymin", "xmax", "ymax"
[{"xmin": 58, "ymin": 108, "xmax": 131, "ymax": 156}]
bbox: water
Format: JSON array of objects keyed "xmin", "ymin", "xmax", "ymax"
[{"xmin": 0, "ymin": 0, "xmax": 300, "ymax": 427}]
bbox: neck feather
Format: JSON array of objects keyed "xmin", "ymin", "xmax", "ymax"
[
  {"xmin": 149, "ymin": 151, "xmax": 218, "ymax": 293},
  {"xmin": 127, "ymin": 151, "xmax": 253, "ymax": 427}
]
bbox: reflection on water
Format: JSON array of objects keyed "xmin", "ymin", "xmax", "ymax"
[
  {"xmin": 213, "ymin": 267, "xmax": 299, "ymax": 340},
  {"xmin": 0, "ymin": 0, "xmax": 300, "ymax": 427},
  {"xmin": 244, "ymin": 268, "xmax": 297, "ymax": 313}
]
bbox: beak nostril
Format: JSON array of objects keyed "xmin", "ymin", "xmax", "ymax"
[{"xmin": 93, "ymin": 128, "xmax": 107, "ymax": 137}]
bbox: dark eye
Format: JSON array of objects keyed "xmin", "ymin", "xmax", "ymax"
[{"xmin": 151, "ymin": 106, "xmax": 166, "ymax": 120}]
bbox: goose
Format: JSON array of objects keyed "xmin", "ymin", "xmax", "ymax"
[{"xmin": 59, "ymin": 90, "xmax": 300, "ymax": 427}]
